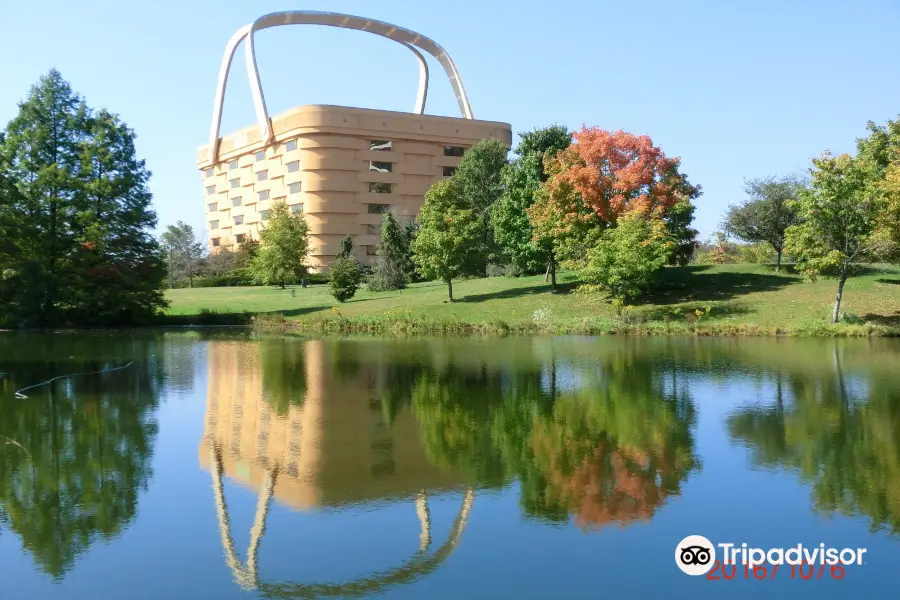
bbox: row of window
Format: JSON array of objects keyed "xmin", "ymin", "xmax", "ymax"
[
  {"xmin": 209, "ymin": 204, "xmax": 303, "ymax": 230},
  {"xmin": 368, "ymin": 139, "xmax": 465, "ymax": 157},
  {"xmin": 207, "ymin": 183, "xmax": 303, "ymax": 212}
]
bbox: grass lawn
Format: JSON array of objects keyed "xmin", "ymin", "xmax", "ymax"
[{"xmin": 164, "ymin": 263, "xmax": 900, "ymax": 335}]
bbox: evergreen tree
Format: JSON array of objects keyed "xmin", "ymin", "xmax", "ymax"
[
  {"xmin": 0, "ymin": 70, "xmax": 167, "ymax": 327},
  {"xmin": 329, "ymin": 256, "xmax": 363, "ymax": 302},
  {"xmin": 370, "ymin": 212, "xmax": 413, "ymax": 291},
  {"xmin": 248, "ymin": 200, "xmax": 309, "ymax": 288},
  {"xmin": 337, "ymin": 235, "xmax": 353, "ymax": 259}
]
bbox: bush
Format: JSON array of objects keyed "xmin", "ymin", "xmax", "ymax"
[{"xmin": 329, "ymin": 257, "xmax": 363, "ymax": 302}]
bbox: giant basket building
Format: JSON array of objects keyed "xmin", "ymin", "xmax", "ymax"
[{"xmin": 197, "ymin": 11, "xmax": 512, "ymax": 271}]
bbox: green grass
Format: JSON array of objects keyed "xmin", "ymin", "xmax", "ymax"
[{"xmin": 163, "ymin": 264, "xmax": 900, "ymax": 336}]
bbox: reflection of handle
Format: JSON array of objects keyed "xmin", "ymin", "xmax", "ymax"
[
  {"xmin": 207, "ymin": 11, "xmax": 475, "ymax": 164},
  {"xmin": 209, "ymin": 444, "xmax": 474, "ymax": 597}
]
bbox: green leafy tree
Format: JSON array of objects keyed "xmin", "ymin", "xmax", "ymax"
[
  {"xmin": 450, "ymin": 139, "xmax": 509, "ymax": 271},
  {"xmin": 337, "ymin": 235, "xmax": 353, "ymax": 259},
  {"xmin": 412, "ymin": 180, "xmax": 485, "ymax": 301},
  {"xmin": 580, "ymin": 209, "xmax": 675, "ymax": 303},
  {"xmin": 855, "ymin": 117, "xmax": 900, "ymax": 261},
  {"xmin": 248, "ymin": 200, "xmax": 309, "ymax": 288},
  {"xmin": 785, "ymin": 153, "xmax": 883, "ymax": 323},
  {"xmin": 370, "ymin": 212, "xmax": 412, "ymax": 291},
  {"xmin": 0, "ymin": 70, "xmax": 166, "ymax": 327},
  {"xmin": 329, "ymin": 256, "xmax": 363, "ymax": 302},
  {"xmin": 664, "ymin": 198, "xmax": 699, "ymax": 266},
  {"xmin": 161, "ymin": 221, "xmax": 206, "ymax": 287},
  {"xmin": 724, "ymin": 175, "xmax": 804, "ymax": 270},
  {"xmin": 514, "ymin": 124, "xmax": 573, "ymax": 169}
]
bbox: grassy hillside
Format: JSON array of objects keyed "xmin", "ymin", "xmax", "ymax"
[{"xmin": 164, "ymin": 264, "xmax": 900, "ymax": 336}]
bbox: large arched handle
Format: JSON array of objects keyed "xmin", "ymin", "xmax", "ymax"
[{"xmin": 207, "ymin": 11, "xmax": 475, "ymax": 164}]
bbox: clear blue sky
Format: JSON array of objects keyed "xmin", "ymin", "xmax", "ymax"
[{"xmin": 2, "ymin": 0, "xmax": 898, "ymax": 240}]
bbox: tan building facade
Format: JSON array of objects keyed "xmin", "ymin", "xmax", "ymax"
[{"xmin": 197, "ymin": 105, "xmax": 511, "ymax": 271}]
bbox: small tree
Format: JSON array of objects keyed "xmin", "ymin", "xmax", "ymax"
[
  {"xmin": 248, "ymin": 200, "xmax": 309, "ymax": 288},
  {"xmin": 370, "ymin": 212, "xmax": 412, "ymax": 291},
  {"xmin": 161, "ymin": 221, "xmax": 206, "ymax": 287},
  {"xmin": 329, "ymin": 256, "xmax": 363, "ymax": 302},
  {"xmin": 785, "ymin": 153, "xmax": 882, "ymax": 323},
  {"xmin": 580, "ymin": 209, "xmax": 674, "ymax": 303},
  {"xmin": 412, "ymin": 179, "xmax": 485, "ymax": 301},
  {"xmin": 337, "ymin": 235, "xmax": 353, "ymax": 259},
  {"xmin": 723, "ymin": 175, "xmax": 804, "ymax": 270},
  {"xmin": 664, "ymin": 198, "xmax": 699, "ymax": 266}
]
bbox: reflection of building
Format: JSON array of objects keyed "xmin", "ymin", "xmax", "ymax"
[
  {"xmin": 197, "ymin": 11, "xmax": 512, "ymax": 270},
  {"xmin": 198, "ymin": 339, "xmax": 465, "ymax": 511}
]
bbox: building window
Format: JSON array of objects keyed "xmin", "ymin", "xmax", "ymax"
[
  {"xmin": 369, "ymin": 161, "xmax": 392, "ymax": 173},
  {"xmin": 230, "ymin": 178, "xmax": 239, "ymax": 189},
  {"xmin": 231, "ymin": 196, "xmax": 242, "ymax": 207},
  {"xmin": 285, "ymin": 140, "xmax": 297, "ymax": 152},
  {"xmin": 236, "ymin": 234, "xmax": 246, "ymax": 244},
  {"xmin": 209, "ymin": 220, "xmax": 219, "ymax": 230},
  {"xmin": 204, "ymin": 167, "xmax": 214, "ymax": 178},
  {"xmin": 443, "ymin": 166, "xmax": 457, "ymax": 177},
  {"xmin": 369, "ymin": 182, "xmax": 391, "ymax": 194},
  {"xmin": 366, "ymin": 224, "xmax": 379, "ymax": 236},
  {"xmin": 287, "ymin": 161, "xmax": 300, "ymax": 173},
  {"xmin": 370, "ymin": 140, "xmax": 392, "ymax": 151},
  {"xmin": 233, "ymin": 215, "xmax": 243, "ymax": 225},
  {"xmin": 368, "ymin": 204, "xmax": 391, "ymax": 214},
  {"xmin": 260, "ymin": 210, "xmax": 270, "ymax": 221},
  {"xmin": 366, "ymin": 245, "xmax": 377, "ymax": 256},
  {"xmin": 258, "ymin": 190, "xmax": 269, "ymax": 201},
  {"xmin": 206, "ymin": 185, "xmax": 216, "ymax": 195},
  {"xmin": 207, "ymin": 202, "xmax": 217, "ymax": 212},
  {"xmin": 289, "ymin": 182, "xmax": 301, "ymax": 194},
  {"xmin": 444, "ymin": 146, "xmax": 465, "ymax": 157},
  {"xmin": 212, "ymin": 238, "xmax": 221, "ymax": 247},
  {"xmin": 257, "ymin": 170, "xmax": 267, "ymax": 181},
  {"xmin": 290, "ymin": 203, "xmax": 303, "ymax": 214},
  {"xmin": 229, "ymin": 159, "xmax": 238, "ymax": 170},
  {"xmin": 255, "ymin": 150, "xmax": 265, "ymax": 161}
]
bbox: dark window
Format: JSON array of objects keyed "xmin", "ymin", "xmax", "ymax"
[
  {"xmin": 285, "ymin": 140, "xmax": 297, "ymax": 152},
  {"xmin": 231, "ymin": 196, "xmax": 242, "ymax": 207},
  {"xmin": 369, "ymin": 182, "xmax": 391, "ymax": 194},
  {"xmin": 366, "ymin": 245, "xmax": 377, "ymax": 256},
  {"xmin": 370, "ymin": 140, "xmax": 392, "ymax": 151},
  {"xmin": 206, "ymin": 185, "xmax": 216, "ymax": 195},
  {"xmin": 255, "ymin": 150, "xmax": 265, "ymax": 161},
  {"xmin": 289, "ymin": 182, "xmax": 301, "ymax": 194},
  {"xmin": 368, "ymin": 204, "xmax": 391, "ymax": 214},
  {"xmin": 209, "ymin": 220, "xmax": 219, "ymax": 230},
  {"xmin": 443, "ymin": 166, "xmax": 457, "ymax": 177},
  {"xmin": 444, "ymin": 146, "xmax": 465, "ymax": 157},
  {"xmin": 204, "ymin": 167, "xmax": 214, "ymax": 178},
  {"xmin": 258, "ymin": 190, "xmax": 269, "ymax": 201},
  {"xmin": 236, "ymin": 234, "xmax": 246, "ymax": 244},
  {"xmin": 211, "ymin": 238, "xmax": 220, "ymax": 247},
  {"xmin": 260, "ymin": 210, "xmax": 270, "ymax": 221},
  {"xmin": 228, "ymin": 160, "xmax": 238, "ymax": 170},
  {"xmin": 369, "ymin": 161, "xmax": 392, "ymax": 173},
  {"xmin": 257, "ymin": 170, "xmax": 267, "ymax": 181},
  {"xmin": 207, "ymin": 202, "xmax": 217, "ymax": 212},
  {"xmin": 230, "ymin": 178, "xmax": 239, "ymax": 189},
  {"xmin": 233, "ymin": 215, "xmax": 243, "ymax": 225},
  {"xmin": 366, "ymin": 224, "xmax": 378, "ymax": 236},
  {"xmin": 290, "ymin": 203, "xmax": 303, "ymax": 214},
  {"xmin": 287, "ymin": 161, "xmax": 300, "ymax": 173}
]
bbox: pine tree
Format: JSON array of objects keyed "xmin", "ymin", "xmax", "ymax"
[{"xmin": 370, "ymin": 212, "xmax": 412, "ymax": 291}]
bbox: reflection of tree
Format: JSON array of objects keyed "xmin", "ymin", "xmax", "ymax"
[
  {"xmin": 0, "ymin": 333, "xmax": 162, "ymax": 577},
  {"xmin": 728, "ymin": 348, "xmax": 900, "ymax": 534},
  {"xmin": 260, "ymin": 338, "xmax": 307, "ymax": 416}
]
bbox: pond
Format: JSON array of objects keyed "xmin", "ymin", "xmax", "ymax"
[{"xmin": 0, "ymin": 331, "xmax": 898, "ymax": 599}]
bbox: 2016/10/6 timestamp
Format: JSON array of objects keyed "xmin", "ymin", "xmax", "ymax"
[{"xmin": 706, "ymin": 562, "xmax": 847, "ymax": 581}]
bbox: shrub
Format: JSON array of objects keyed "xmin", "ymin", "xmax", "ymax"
[{"xmin": 329, "ymin": 257, "xmax": 363, "ymax": 302}]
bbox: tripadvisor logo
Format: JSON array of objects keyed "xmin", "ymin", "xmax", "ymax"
[{"xmin": 675, "ymin": 535, "xmax": 868, "ymax": 577}]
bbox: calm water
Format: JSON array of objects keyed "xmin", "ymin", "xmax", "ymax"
[{"xmin": 0, "ymin": 332, "xmax": 899, "ymax": 599}]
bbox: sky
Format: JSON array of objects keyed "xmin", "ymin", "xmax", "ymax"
[{"xmin": 1, "ymin": 0, "xmax": 898, "ymax": 241}]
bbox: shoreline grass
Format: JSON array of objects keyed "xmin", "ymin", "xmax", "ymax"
[{"xmin": 161, "ymin": 263, "xmax": 900, "ymax": 338}]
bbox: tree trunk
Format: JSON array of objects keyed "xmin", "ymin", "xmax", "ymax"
[
  {"xmin": 831, "ymin": 271, "xmax": 848, "ymax": 324},
  {"xmin": 544, "ymin": 262, "xmax": 551, "ymax": 282},
  {"xmin": 447, "ymin": 278, "xmax": 453, "ymax": 302},
  {"xmin": 550, "ymin": 258, "xmax": 557, "ymax": 292},
  {"xmin": 775, "ymin": 249, "xmax": 782, "ymax": 272}
]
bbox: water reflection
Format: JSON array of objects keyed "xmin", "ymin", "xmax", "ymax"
[
  {"xmin": 0, "ymin": 332, "xmax": 191, "ymax": 578},
  {"xmin": 727, "ymin": 344, "xmax": 900, "ymax": 535}
]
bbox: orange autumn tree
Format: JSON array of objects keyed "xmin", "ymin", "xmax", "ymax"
[{"xmin": 529, "ymin": 127, "xmax": 700, "ymax": 296}]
